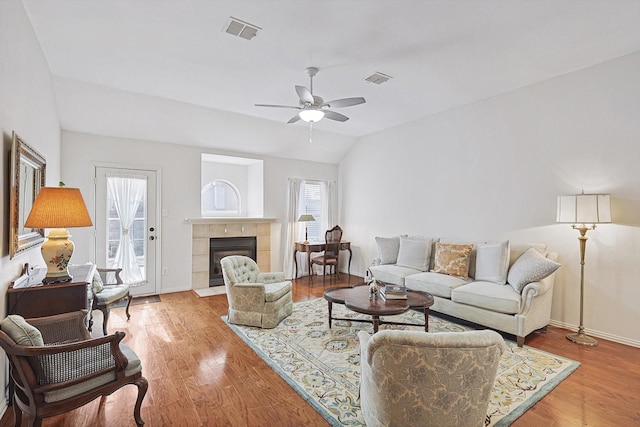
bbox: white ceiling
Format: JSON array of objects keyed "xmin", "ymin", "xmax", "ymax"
[{"xmin": 21, "ymin": 0, "xmax": 640, "ymax": 162}]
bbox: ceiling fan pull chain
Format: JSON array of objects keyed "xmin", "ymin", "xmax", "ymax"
[{"xmin": 309, "ymin": 122, "xmax": 313, "ymax": 144}]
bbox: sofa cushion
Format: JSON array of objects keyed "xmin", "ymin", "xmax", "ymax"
[
  {"xmin": 431, "ymin": 242, "xmax": 474, "ymax": 279},
  {"xmin": 1, "ymin": 315, "xmax": 44, "ymax": 346},
  {"xmin": 370, "ymin": 264, "xmax": 420, "ymax": 286},
  {"xmin": 375, "ymin": 236, "xmax": 401, "ymax": 265},
  {"xmin": 509, "ymin": 243, "xmax": 547, "ymax": 268},
  {"xmin": 507, "ymin": 248, "xmax": 561, "ymax": 292},
  {"xmin": 396, "ymin": 236, "xmax": 432, "ymax": 271},
  {"xmin": 475, "ymin": 241, "xmax": 510, "ymax": 284},
  {"xmin": 405, "ymin": 272, "xmax": 471, "ymax": 298},
  {"xmin": 451, "ymin": 281, "xmax": 522, "ymax": 314}
]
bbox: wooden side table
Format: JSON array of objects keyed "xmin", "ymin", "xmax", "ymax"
[{"xmin": 7, "ymin": 264, "xmax": 95, "ymax": 319}]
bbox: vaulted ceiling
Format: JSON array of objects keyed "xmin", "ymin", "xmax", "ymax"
[{"xmin": 21, "ymin": 0, "xmax": 640, "ymax": 162}]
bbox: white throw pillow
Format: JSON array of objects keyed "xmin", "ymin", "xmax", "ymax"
[
  {"xmin": 375, "ymin": 236, "xmax": 401, "ymax": 265},
  {"xmin": 507, "ymin": 247, "xmax": 561, "ymax": 292},
  {"xmin": 396, "ymin": 236, "xmax": 432, "ymax": 271},
  {"xmin": 475, "ymin": 241, "xmax": 510, "ymax": 284}
]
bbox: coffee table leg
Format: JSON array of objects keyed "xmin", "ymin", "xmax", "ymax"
[
  {"xmin": 328, "ymin": 301, "xmax": 333, "ymax": 329},
  {"xmin": 373, "ymin": 316, "xmax": 379, "ymax": 333},
  {"xmin": 424, "ymin": 308, "xmax": 429, "ymax": 332}
]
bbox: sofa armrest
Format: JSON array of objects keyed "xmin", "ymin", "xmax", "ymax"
[{"xmin": 257, "ymin": 272, "xmax": 285, "ymax": 284}]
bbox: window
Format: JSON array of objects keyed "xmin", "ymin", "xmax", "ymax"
[
  {"xmin": 301, "ymin": 181, "xmax": 322, "ymax": 242},
  {"xmin": 201, "ymin": 179, "xmax": 241, "ymax": 216}
]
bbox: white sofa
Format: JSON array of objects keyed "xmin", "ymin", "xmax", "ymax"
[{"xmin": 369, "ymin": 236, "xmax": 560, "ymax": 347}]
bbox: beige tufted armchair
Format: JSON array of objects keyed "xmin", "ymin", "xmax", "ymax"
[
  {"xmin": 220, "ymin": 256, "xmax": 293, "ymax": 328},
  {"xmin": 358, "ymin": 329, "xmax": 506, "ymax": 427}
]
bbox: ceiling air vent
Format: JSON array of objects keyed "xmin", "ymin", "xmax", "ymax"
[
  {"xmin": 365, "ymin": 72, "xmax": 392, "ymax": 85},
  {"xmin": 223, "ymin": 17, "xmax": 261, "ymax": 41}
]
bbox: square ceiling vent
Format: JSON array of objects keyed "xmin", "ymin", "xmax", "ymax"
[
  {"xmin": 365, "ymin": 72, "xmax": 392, "ymax": 85},
  {"xmin": 223, "ymin": 17, "xmax": 261, "ymax": 40}
]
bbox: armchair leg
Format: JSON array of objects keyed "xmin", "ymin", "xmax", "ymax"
[
  {"xmin": 101, "ymin": 307, "xmax": 110, "ymax": 336},
  {"xmin": 125, "ymin": 292, "xmax": 132, "ymax": 320},
  {"xmin": 134, "ymin": 376, "xmax": 149, "ymax": 427},
  {"xmin": 12, "ymin": 402, "xmax": 22, "ymax": 427}
]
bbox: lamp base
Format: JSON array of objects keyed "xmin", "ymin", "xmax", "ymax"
[
  {"xmin": 41, "ymin": 228, "xmax": 75, "ymax": 284},
  {"xmin": 566, "ymin": 331, "xmax": 598, "ymax": 347}
]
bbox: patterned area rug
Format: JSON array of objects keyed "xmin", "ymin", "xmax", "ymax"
[{"xmin": 225, "ymin": 298, "xmax": 579, "ymax": 426}]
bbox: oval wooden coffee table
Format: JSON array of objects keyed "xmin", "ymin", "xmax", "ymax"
[{"xmin": 323, "ymin": 283, "xmax": 434, "ymax": 333}]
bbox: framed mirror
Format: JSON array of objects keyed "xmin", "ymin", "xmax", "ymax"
[{"xmin": 9, "ymin": 131, "xmax": 46, "ymax": 259}]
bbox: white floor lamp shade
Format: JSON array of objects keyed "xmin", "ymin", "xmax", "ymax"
[{"xmin": 556, "ymin": 192, "xmax": 611, "ymax": 346}]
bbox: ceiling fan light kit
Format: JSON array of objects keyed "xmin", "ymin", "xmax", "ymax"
[
  {"xmin": 299, "ymin": 109, "xmax": 325, "ymax": 123},
  {"xmin": 255, "ymin": 66, "xmax": 366, "ymax": 127}
]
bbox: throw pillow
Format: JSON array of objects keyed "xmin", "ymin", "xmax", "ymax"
[
  {"xmin": 396, "ymin": 236, "xmax": 432, "ymax": 271},
  {"xmin": 507, "ymin": 247, "xmax": 561, "ymax": 292},
  {"xmin": 93, "ymin": 271, "xmax": 104, "ymax": 293},
  {"xmin": 375, "ymin": 236, "xmax": 401, "ymax": 265},
  {"xmin": 475, "ymin": 240, "xmax": 510, "ymax": 284},
  {"xmin": 431, "ymin": 242, "xmax": 474, "ymax": 279},
  {"xmin": 0, "ymin": 315, "xmax": 44, "ymax": 346}
]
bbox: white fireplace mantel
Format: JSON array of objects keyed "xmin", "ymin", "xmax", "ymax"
[{"xmin": 186, "ymin": 217, "xmax": 278, "ymax": 224}]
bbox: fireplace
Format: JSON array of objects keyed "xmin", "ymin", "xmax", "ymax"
[{"xmin": 209, "ymin": 236, "xmax": 257, "ymax": 286}]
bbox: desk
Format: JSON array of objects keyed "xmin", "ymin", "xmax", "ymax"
[
  {"xmin": 7, "ymin": 264, "xmax": 95, "ymax": 319},
  {"xmin": 293, "ymin": 241, "xmax": 352, "ymax": 280}
]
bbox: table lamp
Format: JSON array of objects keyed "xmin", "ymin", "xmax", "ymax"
[
  {"xmin": 24, "ymin": 186, "xmax": 93, "ymax": 284},
  {"xmin": 297, "ymin": 214, "xmax": 316, "ymax": 244},
  {"xmin": 556, "ymin": 191, "xmax": 611, "ymax": 346}
]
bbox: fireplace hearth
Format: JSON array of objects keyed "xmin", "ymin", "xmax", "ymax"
[{"xmin": 209, "ymin": 236, "xmax": 257, "ymax": 286}]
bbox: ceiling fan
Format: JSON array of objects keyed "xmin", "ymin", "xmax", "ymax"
[{"xmin": 255, "ymin": 66, "xmax": 366, "ymax": 126}]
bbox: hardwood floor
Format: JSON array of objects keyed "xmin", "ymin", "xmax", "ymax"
[{"xmin": 2, "ymin": 275, "xmax": 639, "ymax": 426}]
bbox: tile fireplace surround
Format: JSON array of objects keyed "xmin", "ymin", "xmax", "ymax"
[{"xmin": 190, "ymin": 218, "xmax": 276, "ymax": 289}]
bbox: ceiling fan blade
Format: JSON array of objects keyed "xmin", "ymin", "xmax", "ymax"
[
  {"xmin": 322, "ymin": 97, "xmax": 366, "ymax": 109},
  {"xmin": 255, "ymin": 103, "xmax": 300, "ymax": 109},
  {"xmin": 295, "ymin": 85, "xmax": 314, "ymax": 104},
  {"xmin": 287, "ymin": 115, "xmax": 301, "ymax": 124},
  {"xmin": 324, "ymin": 110, "xmax": 349, "ymax": 122}
]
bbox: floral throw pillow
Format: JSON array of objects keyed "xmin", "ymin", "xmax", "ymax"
[{"xmin": 431, "ymin": 242, "xmax": 474, "ymax": 279}]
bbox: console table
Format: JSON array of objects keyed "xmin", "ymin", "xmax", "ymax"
[
  {"xmin": 293, "ymin": 241, "xmax": 352, "ymax": 281},
  {"xmin": 7, "ymin": 264, "xmax": 95, "ymax": 319}
]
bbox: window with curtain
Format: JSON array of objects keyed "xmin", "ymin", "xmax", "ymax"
[{"xmin": 301, "ymin": 181, "xmax": 322, "ymax": 242}]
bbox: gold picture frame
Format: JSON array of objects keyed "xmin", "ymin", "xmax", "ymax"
[{"xmin": 9, "ymin": 131, "xmax": 46, "ymax": 259}]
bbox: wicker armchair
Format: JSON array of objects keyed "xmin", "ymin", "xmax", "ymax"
[
  {"xmin": 90, "ymin": 267, "xmax": 132, "ymax": 335},
  {"xmin": 0, "ymin": 310, "xmax": 148, "ymax": 427}
]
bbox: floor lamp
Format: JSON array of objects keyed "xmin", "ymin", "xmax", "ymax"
[{"xmin": 556, "ymin": 192, "xmax": 611, "ymax": 347}]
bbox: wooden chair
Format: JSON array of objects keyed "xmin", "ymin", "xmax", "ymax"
[
  {"xmin": 0, "ymin": 310, "xmax": 148, "ymax": 427},
  {"xmin": 311, "ymin": 225, "xmax": 343, "ymax": 284},
  {"xmin": 90, "ymin": 268, "xmax": 132, "ymax": 336}
]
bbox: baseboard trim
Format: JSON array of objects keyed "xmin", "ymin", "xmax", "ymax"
[{"xmin": 549, "ymin": 320, "xmax": 640, "ymax": 348}]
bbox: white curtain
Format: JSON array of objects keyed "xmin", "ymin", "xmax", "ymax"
[
  {"xmin": 108, "ymin": 175, "xmax": 146, "ymax": 286},
  {"xmin": 283, "ymin": 178, "xmax": 303, "ymax": 279},
  {"xmin": 321, "ymin": 180, "xmax": 338, "ymax": 231}
]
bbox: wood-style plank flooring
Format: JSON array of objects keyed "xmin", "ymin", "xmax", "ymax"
[{"xmin": 2, "ymin": 275, "xmax": 639, "ymax": 426}]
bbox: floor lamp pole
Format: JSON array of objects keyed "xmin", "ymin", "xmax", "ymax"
[{"xmin": 567, "ymin": 225, "xmax": 598, "ymax": 346}]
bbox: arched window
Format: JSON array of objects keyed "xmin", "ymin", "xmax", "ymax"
[{"xmin": 201, "ymin": 180, "xmax": 241, "ymax": 216}]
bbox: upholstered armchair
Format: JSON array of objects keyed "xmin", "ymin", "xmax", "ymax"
[
  {"xmin": 90, "ymin": 267, "xmax": 132, "ymax": 335},
  {"xmin": 220, "ymin": 255, "xmax": 293, "ymax": 328},
  {"xmin": 358, "ymin": 329, "xmax": 505, "ymax": 427},
  {"xmin": 0, "ymin": 310, "xmax": 148, "ymax": 427}
]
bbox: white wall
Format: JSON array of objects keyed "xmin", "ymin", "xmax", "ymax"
[
  {"xmin": 61, "ymin": 131, "xmax": 338, "ymax": 293},
  {"xmin": 339, "ymin": 52, "xmax": 640, "ymax": 346},
  {"xmin": 0, "ymin": 0, "xmax": 62, "ymax": 416}
]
